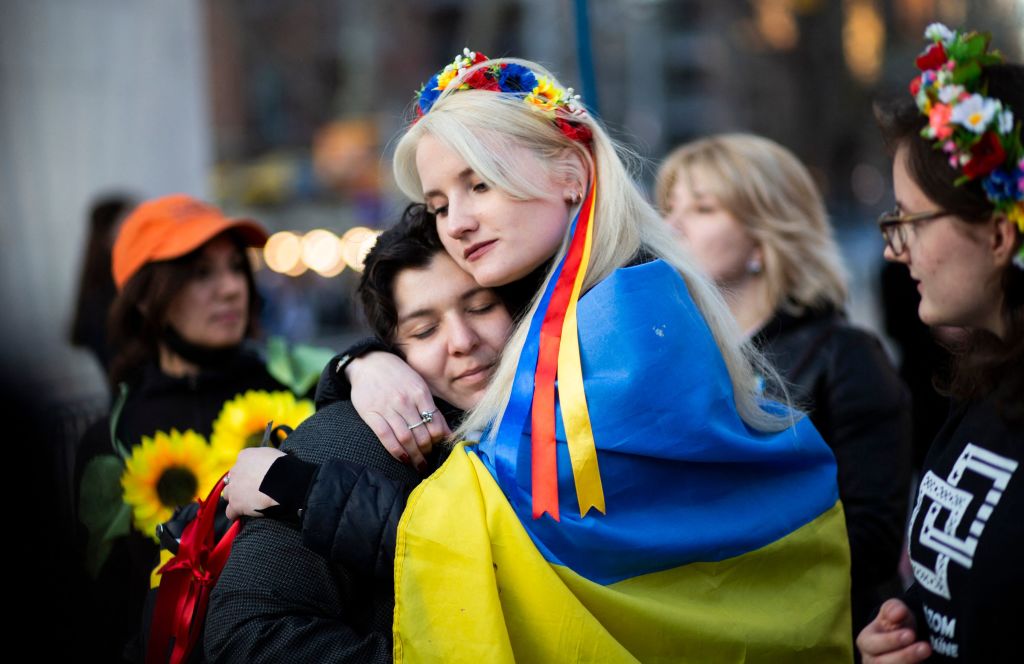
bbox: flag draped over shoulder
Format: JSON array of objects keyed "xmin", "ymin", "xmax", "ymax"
[{"xmin": 393, "ymin": 260, "xmax": 852, "ymax": 663}]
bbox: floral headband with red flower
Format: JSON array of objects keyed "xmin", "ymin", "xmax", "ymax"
[
  {"xmin": 910, "ymin": 23, "xmax": 1024, "ymax": 268},
  {"xmin": 415, "ymin": 48, "xmax": 593, "ymax": 144}
]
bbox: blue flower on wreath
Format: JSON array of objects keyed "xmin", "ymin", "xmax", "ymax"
[
  {"xmin": 418, "ymin": 74, "xmax": 443, "ymax": 114},
  {"xmin": 983, "ymin": 167, "xmax": 1023, "ymax": 204},
  {"xmin": 498, "ymin": 64, "xmax": 537, "ymax": 94}
]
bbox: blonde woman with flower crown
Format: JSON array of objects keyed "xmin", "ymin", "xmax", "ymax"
[
  {"xmin": 230, "ymin": 51, "xmax": 854, "ymax": 661},
  {"xmin": 857, "ymin": 26, "xmax": 1024, "ymax": 664}
]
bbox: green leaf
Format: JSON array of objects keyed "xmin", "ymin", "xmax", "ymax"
[
  {"xmin": 266, "ymin": 336, "xmax": 334, "ymax": 396},
  {"xmin": 961, "ymin": 33, "xmax": 987, "ymax": 58},
  {"xmin": 952, "ymin": 61, "xmax": 982, "ymax": 85},
  {"xmin": 109, "ymin": 383, "xmax": 131, "ymax": 459},
  {"xmin": 78, "ymin": 455, "xmax": 132, "ymax": 576},
  {"xmin": 84, "ymin": 503, "xmax": 131, "ymax": 578}
]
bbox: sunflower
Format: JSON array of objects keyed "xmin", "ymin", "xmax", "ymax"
[
  {"xmin": 209, "ymin": 390, "xmax": 314, "ymax": 463},
  {"xmin": 121, "ymin": 429, "xmax": 222, "ymax": 541}
]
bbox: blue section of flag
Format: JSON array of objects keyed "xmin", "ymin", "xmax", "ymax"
[{"xmin": 475, "ymin": 260, "xmax": 838, "ymax": 585}]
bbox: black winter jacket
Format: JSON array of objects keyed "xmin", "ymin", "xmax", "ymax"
[
  {"xmin": 754, "ymin": 307, "xmax": 912, "ymax": 637},
  {"xmin": 205, "ymin": 357, "xmax": 454, "ymax": 663},
  {"xmin": 75, "ymin": 351, "xmax": 283, "ymax": 662}
]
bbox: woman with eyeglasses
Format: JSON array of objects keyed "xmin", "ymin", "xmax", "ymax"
[
  {"xmin": 857, "ymin": 26, "xmax": 1023, "ymax": 664},
  {"xmin": 655, "ymin": 133, "xmax": 912, "ymax": 641}
]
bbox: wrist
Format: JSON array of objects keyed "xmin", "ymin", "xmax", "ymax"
[{"xmin": 336, "ymin": 338, "xmax": 392, "ymax": 380}]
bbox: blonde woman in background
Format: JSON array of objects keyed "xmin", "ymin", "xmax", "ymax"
[{"xmin": 657, "ymin": 133, "xmax": 912, "ymax": 640}]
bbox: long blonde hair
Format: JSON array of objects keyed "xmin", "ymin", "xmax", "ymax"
[
  {"xmin": 393, "ymin": 59, "xmax": 790, "ymax": 438},
  {"xmin": 655, "ymin": 133, "xmax": 848, "ymax": 314}
]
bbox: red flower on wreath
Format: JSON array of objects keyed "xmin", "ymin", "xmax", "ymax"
[
  {"xmin": 962, "ymin": 132, "xmax": 1006, "ymax": 180},
  {"xmin": 555, "ymin": 118, "xmax": 593, "ymax": 145},
  {"xmin": 916, "ymin": 43, "xmax": 948, "ymax": 71},
  {"xmin": 463, "ymin": 67, "xmax": 501, "ymax": 92},
  {"xmin": 909, "ymin": 75, "xmax": 922, "ymax": 96}
]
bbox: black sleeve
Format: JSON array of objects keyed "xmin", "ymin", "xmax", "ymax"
[
  {"xmin": 256, "ymin": 453, "xmax": 317, "ymax": 525},
  {"xmin": 301, "ymin": 459, "xmax": 415, "ymax": 582},
  {"xmin": 204, "ymin": 518, "xmax": 391, "ymax": 664},
  {"xmin": 821, "ymin": 329, "xmax": 913, "ymax": 629},
  {"xmin": 313, "ymin": 338, "xmax": 393, "ymax": 410}
]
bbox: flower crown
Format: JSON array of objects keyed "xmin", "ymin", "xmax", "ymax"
[
  {"xmin": 910, "ymin": 23, "xmax": 1024, "ymax": 268},
  {"xmin": 415, "ymin": 48, "xmax": 593, "ymax": 144}
]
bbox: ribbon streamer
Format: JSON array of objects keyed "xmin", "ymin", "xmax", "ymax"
[
  {"xmin": 530, "ymin": 181, "xmax": 595, "ymax": 519},
  {"xmin": 556, "ymin": 179, "xmax": 605, "ymax": 516},
  {"xmin": 491, "ymin": 174, "xmax": 604, "ymax": 521},
  {"xmin": 146, "ymin": 475, "xmax": 239, "ymax": 664}
]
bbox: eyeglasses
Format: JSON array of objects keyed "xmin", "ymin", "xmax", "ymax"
[{"xmin": 877, "ymin": 208, "xmax": 949, "ymax": 255}]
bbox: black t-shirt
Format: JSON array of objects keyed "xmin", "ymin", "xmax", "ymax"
[{"xmin": 904, "ymin": 384, "xmax": 1023, "ymax": 662}]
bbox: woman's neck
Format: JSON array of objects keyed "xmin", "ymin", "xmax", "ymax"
[
  {"xmin": 158, "ymin": 344, "xmax": 200, "ymax": 378},
  {"xmin": 724, "ymin": 277, "xmax": 775, "ymax": 337}
]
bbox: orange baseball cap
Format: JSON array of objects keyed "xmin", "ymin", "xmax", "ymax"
[{"xmin": 112, "ymin": 194, "xmax": 269, "ymax": 289}]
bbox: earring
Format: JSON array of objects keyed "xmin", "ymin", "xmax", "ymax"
[
  {"xmin": 746, "ymin": 256, "xmax": 763, "ymax": 275},
  {"xmin": 566, "ymin": 191, "xmax": 582, "ymax": 205}
]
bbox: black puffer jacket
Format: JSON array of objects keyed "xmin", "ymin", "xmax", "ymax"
[
  {"xmin": 205, "ymin": 356, "xmax": 454, "ymax": 663},
  {"xmin": 754, "ymin": 307, "xmax": 912, "ymax": 637}
]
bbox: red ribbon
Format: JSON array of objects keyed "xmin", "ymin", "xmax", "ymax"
[
  {"xmin": 146, "ymin": 474, "xmax": 240, "ymax": 664},
  {"xmin": 531, "ymin": 183, "xmax": 595, "ymax": 520}
]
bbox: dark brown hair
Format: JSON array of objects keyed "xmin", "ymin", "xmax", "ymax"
[
  {"xmin": 875, "ymin": 63, "xmax": 1024, "ymax": 419},
  {"xmin": 70, "ymin": 194, "xmax": 135, "ymax": 365},
  {"xmin": 107, "ymin": 232, "xmax": 260, "ymax": 386},
  {"xmin": 357, "ymin": 204, "xmax": 445, "ymax": 347}
]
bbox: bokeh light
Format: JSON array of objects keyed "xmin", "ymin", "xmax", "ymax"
[
  {"xmin": 340, "ymin": 226, "xmax": 381, "ymax": 273},
  {"xmin": 263, "ymin": 231, "xmax": 303, "ymax": 274},
  {"xmin": 301, "ymin": 228, "xmax": 344, "ymax": 276}
]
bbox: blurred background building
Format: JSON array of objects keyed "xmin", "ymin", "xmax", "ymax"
[{"xmin": 2, "ymin": 0, "xmax": 1022, "ymax": 420}]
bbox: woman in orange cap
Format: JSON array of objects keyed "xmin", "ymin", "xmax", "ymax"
[{"xmin": 75, "ymin": 194, "xmax": 285, "ymax": 662}]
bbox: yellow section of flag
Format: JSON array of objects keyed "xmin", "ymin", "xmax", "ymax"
[{"xmin": 393, "ymin": 446, "xmax": 852, "ymax": 663}]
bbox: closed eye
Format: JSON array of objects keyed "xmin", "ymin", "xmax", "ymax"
[
  {"xmin": 467, "ymin": 302, "xmax": 496, "ymax": 315},
  {"xmin": 410, "ymin": 325, "xmax": 437, "ymax": 340}
]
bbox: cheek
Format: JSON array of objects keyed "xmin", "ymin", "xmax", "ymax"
[
  {"xmin": 437, "ymin": 229, "xmax": 465, "ymax": 266},
  {"xmin": 403, "ymin": 343, "xmax": 446, "ymax": 387},
  {"xmin": 481, "ymin": 313, "xmax": 513, "ymax": 349}
]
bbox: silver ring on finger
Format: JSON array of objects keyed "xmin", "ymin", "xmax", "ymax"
[
  {"xmin": 408, "ymin": 419, "xmax": 427, "ymax": 430},
  {"xmin": 223, "ymin": 473, "xmax": 231, "ymax": 486},
  {"xmin": 420, "ymin": 409, "xmax": 436, "ymax": 423}
]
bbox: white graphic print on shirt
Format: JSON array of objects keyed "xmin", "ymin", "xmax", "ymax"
[{"xmin": 909, "ymin": 443, "xmax": 1018, "ymax": 600}]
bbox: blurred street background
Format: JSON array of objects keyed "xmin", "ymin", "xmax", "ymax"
[{"xmin": 2, "ymin": 0, "xmax": 1022, "ymax": 412}]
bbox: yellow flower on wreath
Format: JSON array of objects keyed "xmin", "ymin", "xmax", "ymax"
[
  {"xmin": 121, "ymin": 429, "xmax": 222, "ymax": 542},
  {"xmin": 525, "ymin": 77, "xmax": 563, "ymax": 112},
  {"xmin": 209, "ymin": 390, "xmax": 314, "ymax": 463}
]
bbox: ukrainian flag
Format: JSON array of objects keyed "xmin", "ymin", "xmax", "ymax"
[{"xmin": 394, "ymin": 260, "xmax": 852, "ymax": 662}]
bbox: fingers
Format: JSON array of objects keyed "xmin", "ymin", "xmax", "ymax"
[
  {"xmin": 365, "ymin": 411, "xmax": 424, "ymax": 469},
  {"xmin": 857, "ymin": 599, "xmax": 930, "ymax": 664},
  {"xmin": 422, "ymin": 404, "xmax": 451, "ymax": 444},
  {"xmin": 858, "ymin": 627, "xmax": 924, "ymax": 662},
  {"xmin": 401, "ymin": 406, "xmax": 435, "ymax": 456},
  {"xmin": 879, "ymin": 598, "xmax": 913, "ymax": 628},
  {"xmin": 862, "ymin": 641, "xmax": 932, "ymax": 664}
]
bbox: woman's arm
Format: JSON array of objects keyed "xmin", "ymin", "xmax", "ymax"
[
  {"xmin": 301, "ymin": 457, "xmax": 413, "ymax": 581},
  {"xmin": 319, "ymin": 343, "xmax": 450, "ymax": 469},
  {"xmin": 222, "ymin": 443, "xmax": 416, "ymax": 581},
  {"xmin": 821, "ymin": 330, "xmax": 912, "ymax": 592}
]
